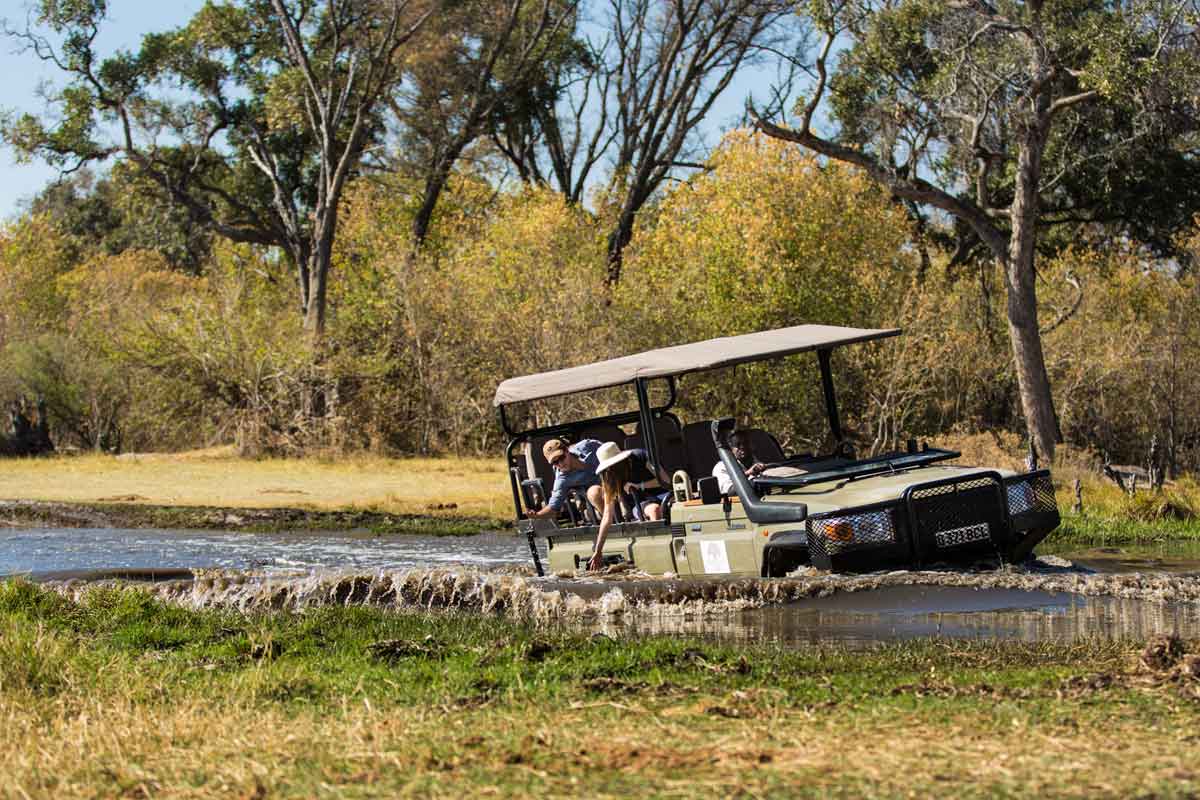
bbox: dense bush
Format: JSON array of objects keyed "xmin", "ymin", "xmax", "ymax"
[
  {"xmin": 2, "ymin": 130, "xmax": 1199, "ymax": 470},
  {"xmin": 618, "ymin": 132, "xmax": 917, "ymax": 453}
]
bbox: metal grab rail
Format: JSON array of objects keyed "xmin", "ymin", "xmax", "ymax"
[{"xmin": 711, "ymin": 418, "xmax": 808, "ymax": 525}]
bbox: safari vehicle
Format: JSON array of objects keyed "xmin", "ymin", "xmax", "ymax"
[{"xmin": 495, "ymin": 325, "xmax": 1061, "ymax": 577}]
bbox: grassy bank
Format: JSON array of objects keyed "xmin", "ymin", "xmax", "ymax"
[
  {"xmin": 3, "ymin": 579, "xmax": 1199, "ymax": 798},
  {"xmin": 945, "ymin": 431, "xmax": 1200, "ymax": 547},
  {"xmin": 1046, "ymin": 477, "xmax": 1200, "ymax": 547},
  {"xmin": 4, "ymin": 447, "xmax": 1200, "ymax": 544},
  {"xmin": 0, "ymin": 450, "xmax": 511, "ymax": 532}
]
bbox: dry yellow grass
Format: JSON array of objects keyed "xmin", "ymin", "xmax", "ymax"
[
  {"xmin": 3, "ymin": 690, "xmax": 1196, "ymax": 798},
  {"xmin": 0, "ymin": 452, "xmax": 511, "ymax": 518}
]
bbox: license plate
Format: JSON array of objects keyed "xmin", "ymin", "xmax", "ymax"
[{"xmin": 934, "ymin": 523, "xmax": 990, "ymax": 548}]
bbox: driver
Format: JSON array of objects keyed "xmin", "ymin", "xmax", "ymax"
[{"xmin": 712, "ymin": 429, "xmax": 767, "ymax": 494}]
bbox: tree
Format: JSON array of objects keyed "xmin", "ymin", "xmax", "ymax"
[
  {"xmin": 488, "ymin": 0, "xmax": 797, "ymax": 284},
  {"xmin": 621, "ymin": 131, "xmax": 917, "ymax": 450},
  {"xmin": 752, "ymin": 0, "xmax": 1200, "ymax": 461},
  {"xmin": 387, "ymin": 0, "xmax": 582, "ymax": 247},
  {"xmin": 4, "ymin": 0, "xmax": 435, "ymax": 343},
  {"xmin": 28, "ymin": 166, "xmax": 213, "ymax": 274}
]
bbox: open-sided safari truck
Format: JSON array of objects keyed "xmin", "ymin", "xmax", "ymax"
[{"xmin": 496, "ymin": 325, "xmax": 1060, "ymax": 577}]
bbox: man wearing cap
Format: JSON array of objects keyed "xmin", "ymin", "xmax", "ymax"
[{"xmin": 526, "ymin": 438, "xmax": 605, "ymax": 520}]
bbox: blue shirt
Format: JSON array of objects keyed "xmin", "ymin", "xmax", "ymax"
[{"xmin": 546, "ymin": 439, "xmax": 603, "ymax": 511}]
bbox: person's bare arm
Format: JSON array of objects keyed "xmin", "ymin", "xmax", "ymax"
[
  {"xmin": 588, "ymin": 502, "xmax": 614, "ymax": 571},
  {"xmin": 631, "ymin": 464, "xmax": 671, "ymax": 492}
]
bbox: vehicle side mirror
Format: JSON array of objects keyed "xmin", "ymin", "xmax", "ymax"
[{"xmin": 697, "ymin": 476, "xmax": 720, "ymax": 505}]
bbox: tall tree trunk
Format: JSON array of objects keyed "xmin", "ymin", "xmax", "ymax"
[
  {"xmin": 290, "ymin": 239, "xmax": 313, "ymax": 320},
  {"xmin": 606, "ymin": 190, "xmax": 643, "ymax": 285},
  {"xmin": 605, "ymin": 214, "xmax": 634, "ymax": 285},
  {"xmin": 303, "ymin": 216, "xmax": 336, "ymax": 344},
  {"xmin": 304, "ymin": 257, "xmax": 328, "ymax": 343},
  {"xmin": 412, "ymin": 154, "xmax": 459, "ymax": 247},
  {"xmin": 1006, "ymin": 131, "xmax": 1059, "ymax": 463}
]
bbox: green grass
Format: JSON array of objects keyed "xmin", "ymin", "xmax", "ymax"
[
  {"xmin": 3, "ymin": 579, "xmax": 1200, "ymax": 797},
  {"xmin": 1050, "ymin": 511, "xmax": 1200, "ymax": 546}
]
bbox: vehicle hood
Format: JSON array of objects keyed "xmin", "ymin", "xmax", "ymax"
[{"xmin": 772, "ymin": 464, "xmax": 1017, "ymax": 516}]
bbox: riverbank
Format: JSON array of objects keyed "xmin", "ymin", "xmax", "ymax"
[
  {"xmin": 2, "ymin": 579, "xmax": 1198, "ymax": 797},
  {"xmin": 3, "ymin": 450, "xmax": 1200, "ymax": 545},
  {"xmin": 0, "ymin": 499, "xmax": 504, "ymax": 535},
  {"xmin": 0, "ymin": 450, "xmax": 510, "ymax": 534}
]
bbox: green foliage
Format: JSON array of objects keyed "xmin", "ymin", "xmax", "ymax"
[
  {"xmin": 29, "ymin": 167, "xmax": 213, "ymax": 274},
  {"xmin": 0, "ymin": 214, "xmax": 75, "ymax": 343},
  {"xmin": 6, "ymin": 334, "xmax": 127, "ymax": 451},
  {"xmin": 3, "ymin": 124, "xmax": 1200, "ymax": 465},
  {"xmin": 621, "ymin": 132, "xmax": 918, "ymax": 451},
  {"xmin": 825, "ymin": 0, "xmax": 1200, "ymax": 262},
  {"xmin": 109, "ymin": 243, "xmax": 317, "ymax": 454}
]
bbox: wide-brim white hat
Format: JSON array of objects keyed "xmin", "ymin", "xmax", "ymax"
[{"xmin": 595, "ymin": 441, "xmax": 635, "ymax": 474}]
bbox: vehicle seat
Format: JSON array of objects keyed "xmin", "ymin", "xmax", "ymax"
[
  {"xmin": 625, "ymin": 417, "xmax": 688, "ymax": 474},
  {"xmin": 578, "ymin": 423, "xmax": 626, "ymax": 448},
  {"xmin": 682, "ymin": 420, "xmax": 720, "ymax": 478},
  {"xmin": 742, "ymin": 428, "xmax": 786, "ymax": 464},
  {"xmin": 523, "ymin": 435, "xmax": 561, "ymax": 516}
]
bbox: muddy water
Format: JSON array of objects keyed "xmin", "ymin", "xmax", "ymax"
[
  {"xmin": 6, "ymin": 527, "xmax": 1200, "ymax": 645},
  {"xmin": 1052, "ymin": 543, "xmax": 1200, "ymax": 575},
  {"xmin": 593, "ymin": 585, "xmax": 1200, "ymax": 646}
]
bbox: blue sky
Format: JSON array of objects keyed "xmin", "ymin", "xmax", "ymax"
[
  {"xmin": 0, "ymin": 1, "xmax": 790, "ymax": 222},
  {"xmin": 0, "ymin": 1, "xmax": 206, "ymax": 220}
]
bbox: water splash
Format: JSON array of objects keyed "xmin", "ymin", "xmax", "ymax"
[{"xmin": 41, "ymin": 557, "xmax": 1200, "ymax": 624}]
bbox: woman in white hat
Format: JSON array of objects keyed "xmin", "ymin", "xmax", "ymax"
[{"xmin": 587, "ymin": 441, "xmax": 672, "ymax": 571}]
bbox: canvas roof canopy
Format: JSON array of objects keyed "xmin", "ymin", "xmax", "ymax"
[{"xmin": 493, "ymin": 324, "xmax": 900, "ymax": 407}]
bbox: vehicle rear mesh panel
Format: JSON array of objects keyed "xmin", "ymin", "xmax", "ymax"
[
  {"xmin": 1028, "ymin": 473, "xmax": 1058, "ymax": 514},
  {"xmin": 808, "ymin": 509, "xmax": 896, "ymax": 558},
  {"xmin": 909, "ymin": 475, "xmax": 1005, "ymax": 553}
]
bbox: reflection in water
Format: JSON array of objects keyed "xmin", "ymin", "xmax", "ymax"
[
  {"xmin": 1052, "ymin": 543, "xmax": 1200, "ymax": 575},
  {"xmin": 590, "ymin": 587, "xmax": 1200, "ymax": 646}
]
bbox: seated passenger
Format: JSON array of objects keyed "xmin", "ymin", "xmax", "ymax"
[
  {"xmin": 712, "ymin": 429, "xmax": 767, "ymax": 494},
  {"xmin": 587, "ymin": 442, "xmax": 672, "ymax": 571},
  {"xmin": 526, "ymin": 438, "xmax": 604, "ymax": 521}
]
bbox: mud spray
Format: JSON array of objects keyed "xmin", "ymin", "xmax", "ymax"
[{"xmin": 39, "ymin": 557, "xmax": 1200, "ymax": 627}]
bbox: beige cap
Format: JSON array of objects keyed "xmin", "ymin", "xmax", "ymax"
[{"xmin": 542, "ymin": 438, "xmax": 569, "ymax": 464}]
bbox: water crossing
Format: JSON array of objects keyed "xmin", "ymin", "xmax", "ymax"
[{"xmin": 6, "ymin": 528, "xmax": 1200, "ymax": 645}]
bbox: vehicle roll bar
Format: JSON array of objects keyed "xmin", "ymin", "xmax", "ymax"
[{"xmin": 711, "ymin": 418, "xmax": 808, "ymax": 525}]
